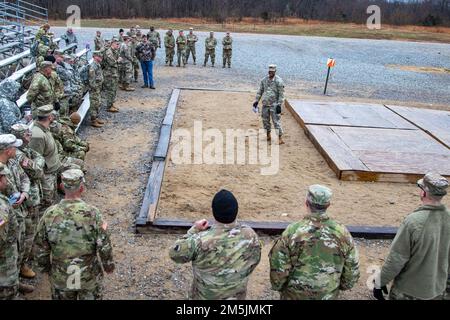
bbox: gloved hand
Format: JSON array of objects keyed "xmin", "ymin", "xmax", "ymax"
[
  {"xmin": 252, "ymin": 101, "xmax": 259, "ymax": 114},
  {"xmin": 276, "ymin": 104, "xmax": 282, "ymax": 114},
  {"xmin": 54, "ymin": 101, "xmax": 61, "ymax": 111},
  {"xmin": 373, "ymin": 286, "xmax": 388, "ymax": 300}
]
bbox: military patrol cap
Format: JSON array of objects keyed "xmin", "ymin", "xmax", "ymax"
[
  {"xmin": 61, "ymin": 169, "xmax": 85, "ymax": 190},
  {"xmin": 307, "ymin": 185, "xmax": 332, "ymax": 206},
  {"xmin": 417, "ymin": 173, "xmax": 448, "ymax": 197},
  {"xmin": 54, "ymin": 49, "xmax": 64, "ymax": 56},
  {"xmin": 36, "ymin": 105, "xmax": 54, "ymax": 117},
  {"xmin": 111, "ymin": 37, "xmax": 119, "ymax": 43},
  {"xmin": 0, "ymin": 162, "xmax": 8, "ymax": 176},
  {"xmin": 93, "ymin": 50, "xmax": 103, "ymax": 57},
  {"xmin": 39, "ymin": 61, "xmax": 53, "ymax": 70},
  {"xmin": 268, "ymin": 64, "xmax": 277, "ymax": 72},
  {"xmin": 0, "ymin": 134, "xmax": 23, "ymax": 151},
  {"xmin": 10, "ymin": 123, "xmax": 31, "ymax": 138}
]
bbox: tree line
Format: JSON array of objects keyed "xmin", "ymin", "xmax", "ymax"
[{"xmin": 31, "ymin": 0, "xmax": 450, "ymax": 26}]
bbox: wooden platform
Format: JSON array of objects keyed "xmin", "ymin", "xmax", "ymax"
[{"xmin": 286, "ymin": 100, "xmax": 450, "ymax": 182}]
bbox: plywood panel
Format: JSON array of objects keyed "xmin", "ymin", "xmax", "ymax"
[
  {"xmin": 387, "ymin": 105, "xmax": 450, "ymax": 148},
  {"xmin": 289, "ymin": 100, "xmax": 416, "ymax": 129}
]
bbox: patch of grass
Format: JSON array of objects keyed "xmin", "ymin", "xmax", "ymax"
[{"xmin": 50, "ymin": 18, "xmax": 450, "ymax": 43}]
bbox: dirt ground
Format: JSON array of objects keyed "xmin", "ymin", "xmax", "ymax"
[
  {"xmin": 158, "ymin": 90, "xmax": 449, "ymax": 226},
  {"xmin": 23, "ymin": 64, "xmax": 447, "ymax": 300}
]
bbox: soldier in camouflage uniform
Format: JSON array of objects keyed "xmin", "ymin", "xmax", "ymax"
[
  {"xmin": 147, "ymin": 26, "xmax": 161, "ymax": 51},
  {"xmin": 170, "ymin": 190, "xmax": 261, "ymax": 300},
  {"xmin": 0, "ymin": 135, "xmax": 35, "ymax": 292},
  {"xmin": 34, "ymin": 24, "xmax": 51, "ymax": 45},
  {"xmin": 0, "ymin": 79, "xmax": 22, "ymax": 135},
  {"xmin": 34, "ymin": 169, "xmax": 115, "ymax": 300},
  {"xmin": 130, "ymin": 35, "xmax": 140, "ymax": 83},
  {"xmin": 89, "ymin": 51, "xmax": 105, "ymax": 127},
  {"xmin": 45, "ymin": 57, "xmax": 64, "ymax": 116},
  {"xmin": 185, "ymin": 28, "xmax": 198, "ymax": 65},
  {"xmin": 101, "ymin": 39, "xmax": 120, "ymax": 113},
  {"xmin": 94, "ymin": 31, "xmax": 104, "ymax": 51},
  {"xmin": 11, "ymin": 124, "xmax": 45, "ymax": 279},
  {"xmin": 118, "ymin": 29, "xmax": 124, "ymax": 43},
  {"xmin": 0, "ymin": 163, "xmax": 19, "ymax": 300},
  {"xmin": 176, "ymin": 30, "xmax": 187, "ymax": 68},
  {"xmin": 374, "ymin": 173, "xmax": 450, "ymax": 301},
  {"xmin": 58, "ymin": 113, "xmax": 89, "ymax": 161},
  {"xmin": 164, "ymin": 29, "xmax": 175, "ymax": 67},
  {"xmin": 204, "ymin": 32, "xmax": 217, "ymax": 67},
  {"xmin": 254, "ymin": 64, "xmax": 285, "ymax": 145},
  {"xmin": 64, "ymin": 55, "xmax": 86, "ymax": 113},
  {"xmin": 269, "ymin": 185, "xmax": 360, "ymax": 300},
  {"xmin": 222, "ymin": 32, "xmax": 233, "ymax": 68},
  {"xmin": 119, "ymin": 36, "xmax": 135, "ymax": 91},
  {"xmin": 28, "ymin": 106, "xmax": 61, "ymax": 210},
  {"xmin": 26, "ymin": 61, "xmax": 56, "ymax": 118}
]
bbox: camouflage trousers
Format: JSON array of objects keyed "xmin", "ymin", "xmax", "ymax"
[
  {"xmin": 15, "ymin": 208, "xmax": 27, "ymax": 266},
  {"xmin": 185, "ymin": 45, "xmax": 196, "ymax": 63},
  {"xmin": 59, "ymin": 98, "xmax": 70, "ymax": 118},
  {"xmin": 119, "ymin": 62, "xmax": 133, "ymax": 86},
  {"xmin": 204, "ymin": 49, "xmax": 216, "ymax": 65},
  {"xmin": 262, "ymin": 105, "xmax": 284, "ymax": 136},
  {"xmin": 102, "ymin": 76, "xmax": 119, "ymax": 108},
  {"xmin": 223, "ymin": 49, "xmax": 232, "ymax": 67},
  {"xmin": 22, "ymin": 206, "xmax": 39, "ymax": 264},
  {"xmin": 41, "ymin": 172, "xmax": 57, "ymax": 209},
  {"xmin": 89, "ymin": 87, "xmax": 102, "ymax": 120},
  {"xmin": 52, "ymin": 286, "xmax": 102, "ymax": 300},
  {"xmin": 165, "ymin": 48, "xmax": 175, "ymax": 65},
  {"xmin": 133, "ymin": 60, "xmax": 140, "ymax": 81},
  {"xmin": 177, "ymin": 48, "xmax": 186, "ymax": 67},
  {"xmin": 0, "ymin": 242, "xmax": 19, "ymax": 300}
]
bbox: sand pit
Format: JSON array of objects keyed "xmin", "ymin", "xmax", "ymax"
[{"xmin": 157, "ymin": 90, "xmax": 449, "ymax": 227}]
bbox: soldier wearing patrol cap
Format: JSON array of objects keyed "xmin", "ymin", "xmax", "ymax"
[
  {"xmin": 11, "ymin": 123, "xmax": 45, "ymax": 279},
  {"xmin": 254, "ymin": 64, "xmax": 285, "ymax": 145},
  {"xmin": 176, "ymin": 30, "xmax": 187, "ymax": 67},
  {"xmin": 94, "ymin": 31, "xmax": 104, "ymax": 51},
  {"xmin": 27, "ymin": 61, "xmax": 56, "ymax": 117},
  {"xmin": 0, "ymin": 162, "xmax": 20, "ymax": 299},
  {"xmin": 185, "ymin": 27, "xmax": 198, "ymax": 65},
  {"xmin": 102, "ymin": 38, "xmax": 120, "ymax": 113},
  {"xmin": 269, "ymin": 185, "xmax": 360, "ymax": 300},
  {"xmin": 34, "ymin": 169, "xmax": 115, "ymax": 300},
  {"xmin": 374, "ymin": 173, "xmax": 450, "ymax": 301},
  {"xmin": 204, "ymin": 31, "xmax": 217, "ymax": 67},
  {"xmin": 28, "ymin": 105, "xmax": 62, "ymax": 210}
]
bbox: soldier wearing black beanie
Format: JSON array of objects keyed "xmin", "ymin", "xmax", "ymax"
[{"xmin": 212, "ymin": 189, "xmax": 238, "ymax": 224}]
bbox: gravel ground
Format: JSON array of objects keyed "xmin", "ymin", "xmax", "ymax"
[{"xmin": 52, "ymin": 26, "xmax": 450, "ymax": 106}]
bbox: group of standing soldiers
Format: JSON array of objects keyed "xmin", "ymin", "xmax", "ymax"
[
  {"xmin": 164, "ymin": 28, "xmax": 233, "ymax": 68},
  {"xmin": 0, "ymin": 23, "xmax": 115, "ymax": 300}
]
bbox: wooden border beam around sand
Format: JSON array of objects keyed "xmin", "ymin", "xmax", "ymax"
[{"xmin": 136, "ymin": 88, "xmax": 399, "ymax": 239}]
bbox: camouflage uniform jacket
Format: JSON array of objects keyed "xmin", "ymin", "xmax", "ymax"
[
  {"xmin": 380, "ymin": 204, "xmax": 450, "ymax": 299},
  {"xmin": 222, "ymin": 36, "xmax": 233, "ymax": 50},
  {"xmin": 205, "ymin": 37, "xmax": 217, "ymax": 50},
  {"xmin": 256, "ymin": 75, "xmax": 285, "ymax": 107},
  {"xmin": 29, "ymin": 121, "xmax": 61, "ymax": 174},
  {"xmin": 34, "ymin": 199, "xmax": 114, "ymax": 291},
  {"xmin": 147, "ymin": 31, "xmax": 161, "ymax": 47},
  {"xmin": 176, "ymin": 36, "xmax": 187, "ymax": 50},
  {"xmin": 119, "ymin": 43, "xmax": 133, "ymax": 64},
  {"xmin": 59, "ymin": 118, "xmax": 89, "ymax": 153},
  {"xmin": 26, "ymin": 71, "xmax": 55, "ymax": 110},
  {"xmin": 0, "ymin": 98, "xmax": 21, "ymax": 135},
  {"xmin": 89, "ymin": 61, "xmax": 104, "ymax": 90},
  {"xmin": 49, "ymin": 71, "xmax": 64, "ymax": 103},
  {"xmin": 169, "ymin": 222, "xmax": 262, "ymax": 300},
  {"xmin": 269, "ymin": 212, "xmax": 360, "ymax": 300},
  {"xmin": 94, "ymin": 36, "xmax": 104, "ymax": 51},
  {"xmin": 186, "ymin": 34, "xmax": 198, "ymax": 47},
  {"xmin": 0, "ymin": 193, "xmax": 19, "ymax": 288},
  {"xmin": 16, "ymin": 147, "xmax": 45, "ymax": 208},
  {"xmin": 61, "ymin": 32, "xmax": 78, "ymax": 46},
  {"xmin": 164, "ymin": 34, "xmax": 175, "ymax": 49},
  {"xmin": 102, "ymin": 48, "xmax": 119, "ymax": 79}
]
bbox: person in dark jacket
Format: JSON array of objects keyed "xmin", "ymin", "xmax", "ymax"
[{"xmin": 135, "ymin": 35, "xmax": 156, "ymax": 89}]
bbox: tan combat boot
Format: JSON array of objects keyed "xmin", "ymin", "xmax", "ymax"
[
  {"xmin": 20, "ymin": 265, "xmax": 36, "ymax": 279},
  {"xmin": 279, "ymin": 136, "xmax": 285, "ymax": 145},
  {"xmin": 91, "ymin": 119, "xmax": 103, "ymax": 128},
  {"xmin": 124, "ymin": 84, "xmax": 135, "ymax": 91},
  {"xmin": 19, "ymin": 282, "xmax": 35, "ymax": 294},
  {"xmin": 96, "ymin": 118, "xmax": 106, "ymax": 124},
  {"xmin": 107, "ymin": 105, "xmax": 119, "ymax": 113}
]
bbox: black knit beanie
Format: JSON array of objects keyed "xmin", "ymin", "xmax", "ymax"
[{"xmin": 212, "ymin": 190, "xmax": 238, "ymax": 224}]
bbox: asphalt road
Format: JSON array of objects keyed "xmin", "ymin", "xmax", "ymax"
[{"xmin": 53, "ymin": 27, "xmax": 450, "ymax": 106}]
